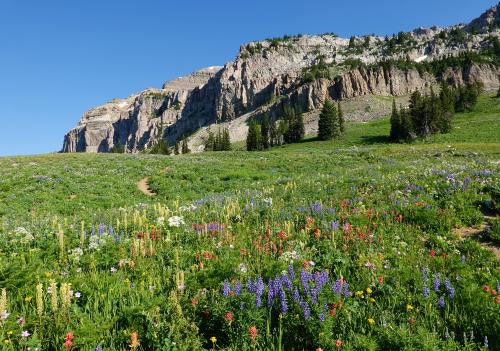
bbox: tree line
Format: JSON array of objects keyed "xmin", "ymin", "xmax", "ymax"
[
  {"xmin": 204, "ymin": 128, "xmax": 231, "ymax": 151},
  {"xmin": 246, "ymin": 105, "xmax": 305, "ymax": 151},
  {"xmin": 390, "ymin": 82, "xmax": 483, "ymax": 142}
]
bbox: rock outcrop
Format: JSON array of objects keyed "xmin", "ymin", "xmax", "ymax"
[{"xmin": 63, "ymin": 5, "xmax": 500, "ymax": 153}]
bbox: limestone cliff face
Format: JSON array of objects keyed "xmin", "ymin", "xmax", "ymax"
[{"xmin": 62, "ymin": 5, "xmax": 500, "ymax": 153}]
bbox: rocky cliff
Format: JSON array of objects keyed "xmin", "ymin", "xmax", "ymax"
[{"xmin": 63, "ymin": 4, "xmax": 500, "ymax": 153}]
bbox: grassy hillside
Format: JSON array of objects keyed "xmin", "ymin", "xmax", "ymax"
[{"xmin": 0, "ymin": 94, "xmax": 498, "ymax": 350}]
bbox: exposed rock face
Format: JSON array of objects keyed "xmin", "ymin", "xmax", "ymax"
[{"xmin": 63, "ymin": 6, "xmax": 500, "ymax": 153}]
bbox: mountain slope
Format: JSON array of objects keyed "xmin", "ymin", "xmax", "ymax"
[{"xmin": 62, "ymin": 4, "xmax": 500, "ymax": 153}]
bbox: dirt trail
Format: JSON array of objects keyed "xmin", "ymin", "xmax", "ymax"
[
  {"xmin": 453, "ymin": 219, "xmax": 499, "ymax": 258},
  {"xmin": 137, "ymin": 168, "xmax": 170, "ymax": 196},
  {"xmin": 137, "ymin": 177, "xmax": 156, "ymax": 197}
]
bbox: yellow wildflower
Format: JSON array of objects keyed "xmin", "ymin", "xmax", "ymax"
[
  {"xmin": 406, "ymin": 304, "xmax": 413, "ymax": 311},
  {"xmin": 366, "ymin": 287, "xmax": 373, "ymax": 294},
  {"xmin": 7, "ymin": 331, "xmax": 13, "ymax": 336},
  {"xmin": 369, "ymin": 298, "xmax": 376, "ymax": 303},
  {"xmin": 25, "ymin": 296, "xmax": 32, "ymax": 303},
  {"xmin": 368, "ymin": 318, "xmax": 375, "ymax": 326},
  {"xmin": 355, "ymin": 291, "xmax": 364, "ymax": 298},
  {"xmin": 210, "ymin": 336, "xmax": 217, "ymax": 344}
]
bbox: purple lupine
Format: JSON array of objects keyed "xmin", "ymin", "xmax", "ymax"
[
  {"xmin": 423, "ymin": 287, "xmax": 430, "ymax": 298},
  {"xmin": 420, "ymin": 267, "xmax": 428, "ymax": 282},
  {"xmin": 342, "ymin": 280, "xmax": 349, "ymax": 298},
  {"xmin": 433, "ymin": 274, "xmax": 441, "ymax": 292},
  {"xmin": 300, "ymin": 268, "xmax": 310, "ymax": 295},
  {"xmin": 247, "ymin": 278, "xmax": 255, "ymax": 293},
  {"xmin": 267, "ymin": 279, "xmax": 275, "ymax": 307},
  {"xmin": 438, "ymin": 296, "xmax": 445, "ymax": 309},
  {"xmin": 98, "ymin": 224, "xmax": 106, "ymax": 235},
  {"xmin": 444, "ymin": 278, "xmax": 455, "ymax": 298},
  {"xmin": 282, "ymin": 274, "xmax": 293, "ymax": 291},
  {"xmin": 484, "ymin": 336, "xmax": 489, "ymax": 349},
  {"xmin": 332, "ymin": 279, "xmax": 342, "ymax": 296},
  {"xmin": 461, "ymin": 255, "xmax": 466, "ymax": 264},
  {"xmin": 234, "ymin": 281, "xmax": 241, "ymax": 296},
  {"xmin": 255, "ymin": 277, "xmax": 264, "ymax": 307},
  {"xmin": 223, "ymin": 280, "xmax": 230, "ymax": 297},
  {"xmin": 496, "ymin": 281, "xmax": 500, "ymax": 293},
  {"xmin": 279, "ymin": 288, "xmax": 288, "ymax": 314},
  {"xmin": 299, "ymin": 298, "xmax": 311, "ymax": 320},
  {"xmin": 287, "ymin": 264, "xmax": 295, "ymax": 280},
  {"xmin": 293, "ymin": 286, "xmax": 300, "ymax": 302}
]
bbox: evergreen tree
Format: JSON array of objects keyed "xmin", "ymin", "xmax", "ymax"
[
  {"xmin": 284, "ymin": 105, "xmax": 305, "ymax": 143},
  {"xmin": 222, "ymin": 128, "xmax": 232, "ymax": 151},
  {"xmin": 277, "ymin": 120, "xmax": 287, "ymax": 146},
  {"xmin": 400, "ymin": 107, "xmax": 415, "ymax": 141},
  {"xmin": 205, "ymin": 129, "xmax": 215, "ymax": 151},
  {"xmin": 246, "ymin": 121, "xmax": 261, "ymax": 151},
  {"xmin": 269, "ymin": 120, "xmax": 278, "ymax": 147},
  {"xmin": 439, "ymin": 82, "xmax": 455, "ymax": 133},
  {"xmin": 261, "ymin": 113, "xmax": 270, "ymax": 149},
  {"xmin": 428, "ymin": 87, "xmax": 442, "ymax": 134},
  {"xmin": 389, "ymin": 99, "xmax": 401, "ymax": 141},
  {"xmin": 318, "ymin": 100, "xmax": 337, "ymax": 140},
  {"xmin": 110, "ymin": 140, "xmax": 125, "ymax": 153},
  {"xmin": 338, "ymin": 102, "xmax": 345, "ymax": 134},
  {"xmin": 283, "ymin": 105, "xmax": 295, "ymax": 144},
  {"xmin": 174, "ymin": 141, "xmax": 180, "ymax": 155},
  {"xmin": 181, "ymin": 139, "xmax": 190, "ymax": 154}
]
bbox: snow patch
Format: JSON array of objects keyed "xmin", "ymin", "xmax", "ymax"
[{"xmin": 414, "ymin": 55, "xmax": 428, "ymax": 63}]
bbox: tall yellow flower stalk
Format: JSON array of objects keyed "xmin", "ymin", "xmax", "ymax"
[
  {"xmin": 58, "ymin": 225, "xmax": 65, "ymax": 261},
  {"xmin": 36, "ymin": 283, "xmax": 44, "ymax": 318},
  {"xmin": 80, "ymin": 221, "xmax": 85, "ymax": 247},
  {"xmin": 60, "ymin": 283, "xmax": 72, "ymax": 313},
  {"xmin": 0, "ymin": 288, "xmax": 7, "ymax": 313},
  {"xmin": 50, "ymin": 281, "xmax": 58, "ymax": 313}
]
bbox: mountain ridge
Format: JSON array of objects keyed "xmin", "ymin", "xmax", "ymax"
[{"xmin": 62, "ymin": 4, "xmax": 500, "ymax": 153}]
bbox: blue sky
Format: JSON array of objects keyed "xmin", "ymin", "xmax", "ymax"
[{"xmin": 0, "ymin": 0, "xmax": 496, "ymax": 156}]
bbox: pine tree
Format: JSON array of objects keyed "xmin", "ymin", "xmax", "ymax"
[
  {"xmin": 318, "ymin": 100, "xmax": 337, "ymax": 140},
  {"xmin": 283, "ymin": 105, "xmax": 295, "ymax": 144},
  {"xmin": 261, "ymin": 113, "xmax": 270, "ymax": 149},
  {"xmin": 269, "ymin": 120, "xmax": 278, "ymax": 147},
  {"xmin": 181, "ymin": 139, "xmax": 190, "ymax": 154},
  {"xmin": 277, "ymin": 120, "xmax": 287, "ymax": 146},
  {"xmin": 205, "ymin": 130, "xmax": 215, "ymax": 151},
  {"xmin": 174, "ymin": 141, "xmax": 180, "ymax": 155},
  {"xmin": 222, "ymin": 128, "xmax": 231, "ymax": 151},
  {"xmin": 292, "ymin": 107, "xmax": 305, "ymax": 142},
  {"xmin": 246, "ymin": 121, "xmax": 261, "ymax": 151},
  {"xmin": 400, "ymin": 107, "xmax": 415, "ymax": 141},
  {"xmin": 428, "ymin": 87, "xmax": 442, "ymax": 134},
  {"xmin": 389, "ymin": 99, "xmax": 401, "ymax": 141},
  {"xmin": 439, "ymin": 82, "xmax": 455, "ymax": 133},
  {"xmin": 337, "ymin": 102, "xmax": 345, "ymax": 134}
]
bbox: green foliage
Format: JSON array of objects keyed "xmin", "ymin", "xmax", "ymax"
[
  {"xmin": 205, "ymin": 128, "xmax": 231, "ymax": 152},
  {"xmin": 391, "ymin": 82, "xmax": 482, "ymax": 142},
  {"xmin": 318, "ymin": 99, "xmax": 339, "ymax": 140},
  {"xmin": 181, "ymin": 138, "xmax": 190, "ymax": 154},
  {"xmin": 261, "ymin": 113, "xmax": 270, "ymax": 150},
  {"xmin": 301, "ymin": 57, "xmax": 331, "ymax": 83},
  {"xmin": 246, "ymin": 121, "xmax": 261, "ymax": 151},
  {"xmin": 283, "ymin": 105, "xmax": 304, "ymax": 144},
  {"xmin": 0, "ymin": 94, "xmax": 498, "ymax": 350},
  {"xmin": 109, "ymin": 141, "xmax": 125, "ymax": 153}
]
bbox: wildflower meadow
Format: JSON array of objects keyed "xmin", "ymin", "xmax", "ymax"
[{"xmin": 0, "ymin": 95, "xmax": 498, "ymax": 350}]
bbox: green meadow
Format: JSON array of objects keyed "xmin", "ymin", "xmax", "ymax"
[{"xmin": 0, "ymin": 94, "xmax": 498, "ymax": 350}]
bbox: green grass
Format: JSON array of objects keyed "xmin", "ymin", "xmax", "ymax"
[{"xmin": 0, "ymin": 94, "xmax": 498, "ymax": 350}]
